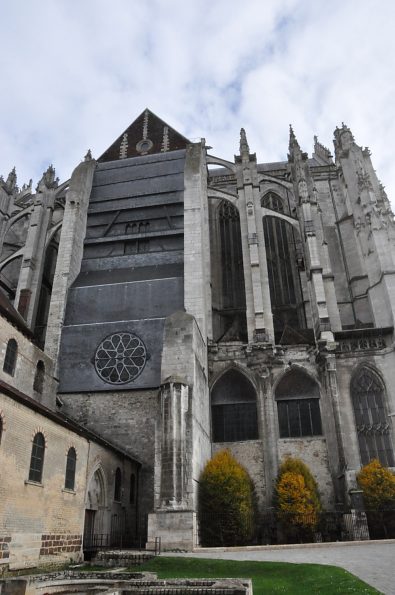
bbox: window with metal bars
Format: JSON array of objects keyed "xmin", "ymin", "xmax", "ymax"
[
  {"xmin": 3, "ymin": 338, "xmax": 17, "ymax": 376},
  {"xmin": 275, "ymin": 369, "xmax": 322, "ymax": 438},
  {"xmin": 351, "ymin": 367, "xmax": 394, "ymax": 467},
  {"xmin": 65, "ymin": 447, "xmax": 77, "ymax": 490},
  {"xmin": 211, "ymin": 369, "xmax": 258, "ymax": 442},
  {"xmin": 28, "ymin": 432, "xmax": 45, "ymax": 483}
]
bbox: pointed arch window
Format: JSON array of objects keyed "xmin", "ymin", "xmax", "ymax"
[
  {"xmin": 65, "ymin": 447, "xmax": 77, "ymax": 490},
  {"xmin": 114, "ymin": 467, "xmax": 122, "ymax": 501},
  {"xmin": 211, "ymin": 369, "xmax": 258, "ymax": 442},
  {"xmin": 218, "ymin": 201, "xmax": 246, "ymax": 310},
  {"xmin": 33, "ymin": 360, "xmax": 45, "ymax": 393},
  {"xmin": 28, "ymin": 432, "xmax": 45, "ymax": 483},
  {"xmin": 275, "ymin": 369, "xmax": 322, "ymax": 438},
  {"xmin": 129, "ymin": 473, "xmax": 136, "ymax": 504},
  {"xmin": 262, "ymin": 192, "xmax": 304, "ymax": 335},
  {"xmin": 351, "ymin": 367, "xmax": 394, "ymax": 467},
  {"xmin": 3, "ymin": 338, "xmax": 17, "ymax": 376}
]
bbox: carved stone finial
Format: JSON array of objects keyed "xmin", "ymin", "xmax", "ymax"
[
  {"xmin": 288, "ymin": 124, "xmax": 301, "ymax": 153},
  {"xmin": 36, "ymin": 164, "xmax": 59, "ymax": 192},
  {"xmin": 84, "ymin": 149, "xmax": 92, "ymax": 161},
  {"xmin": 6, "ymin": 167, "xmax": 17, "ymax": 193},
  {"xmin": 239, "ymin": 128, "xmax": 250, "ymax": 157}
]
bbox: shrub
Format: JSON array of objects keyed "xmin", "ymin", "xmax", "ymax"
[
  {"xmin": 357, "ymin": 459, "xmax": 395, "ymax": 510},
  {"xmin": 274, "ymin": 458, "xmax": 321, "ymax": 538},
  {"xmin": 198, "ymin": 449, "xmax": 255, "ymax": 546}
]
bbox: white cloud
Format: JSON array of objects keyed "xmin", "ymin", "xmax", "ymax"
[{"xmin": 0, "ymin": 0, "xmax": 395, "ymax": 204}]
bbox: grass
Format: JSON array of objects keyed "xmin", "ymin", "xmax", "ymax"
[{"xmin": 135, "ymin": 556, "xmax": 380, "ymax": 594}]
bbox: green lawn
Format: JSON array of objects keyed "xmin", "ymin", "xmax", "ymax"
[{"xmin": 137, "ymin": 556, "xmax": 380, "ymax": 594}]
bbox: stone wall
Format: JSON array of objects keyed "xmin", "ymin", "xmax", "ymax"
[
  {"xmin": 0, "ymin": 391, "xmax": 139, "ymax": 570},
  {"xmin": 0, "ymin": 315, "xmax": 56, "ymax": 409},
  {"xmin": 61, "ymin": 389, "xmax": 158, "ymax": 519}
]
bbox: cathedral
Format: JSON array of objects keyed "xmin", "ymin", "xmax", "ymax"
[{"xmin": 0, "ymin": 108, "xmax": 395, "ymax": 565}]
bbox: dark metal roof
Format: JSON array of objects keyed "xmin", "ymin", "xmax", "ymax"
[{"xmin": 99, "ymin": 108, "xmax": 190, "ymax": 162}]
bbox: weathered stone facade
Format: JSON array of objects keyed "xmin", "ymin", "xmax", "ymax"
[{"xmin": 0, "ymin": 109, "xmax": 395, "ymax": 553}]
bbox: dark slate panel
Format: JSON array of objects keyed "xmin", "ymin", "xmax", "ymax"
[
  {"xmin": 87, "ymin": 192, "xmax": 183, "ymax": 214},
  {"xmin": 90, "ymin": 173, "xmax": 185, "ymax": 202},
  {"xmin": 96, "ymin": 148, "xmax": 186, "ymax": 171},
  {"xmin": 72, "ymin": 264, "xmax": 184, "ymax": 287},
  {"xmin": 80, "ymin": 250, "xmax": 184, "ymax": 272},
  {"xmin": 64, "ymin": 277, "xmax": 184, "ymax": 325},
  {"xmin": 93, "ymin": 157, "xmax": 185, "ymax": 186},
  {"xmin": 58, "ymin": 318, "xmax": 165, "ymax": 392}
]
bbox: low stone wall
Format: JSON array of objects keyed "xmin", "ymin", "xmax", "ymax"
[{"xmin": 0, "ymin": 572, "xmax": 252, "ymax": 595}]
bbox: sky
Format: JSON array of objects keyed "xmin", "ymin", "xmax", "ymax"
[{"xmin": 1, "ymin": 0, "xmax": 395, "ymax": 204}]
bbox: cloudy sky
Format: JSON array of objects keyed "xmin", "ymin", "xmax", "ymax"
[{"xmin": 1, "ymin": 0, "xmax": 395, "ymax": 203}]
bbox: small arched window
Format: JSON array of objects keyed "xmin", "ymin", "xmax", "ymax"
[
  {"xmin": 28, "ymin": 432, "xmax": 45, "ymax": 483},
  {"xmin": 65, "ymin": 447, "xmax": 77, "ymax": 490},
  {"xmin": 275, "ymin": 369, "xmax": 322, "ymax": 438},
  {"xmin": 33, "ymin": 360, "xmax": 45, "ymax": 393},
  {"xmin": 3, "ymin": 339, "xmax": 17, "ymax": 376},
  {"xmin": 211, "ymin": 369, "xmax": 258, "ymax": 442},
  {"xmin": 0, "ymin": 417, "xmax": 3, "ymax": 445},
  {"xmin": 114, "ymin": 467, "xmax": 122, "ymax": 501},
  {"xmin": 351, "ymin": 367, "xmax": 394, "ymax": 467},
  {"xmin": 129, "ymin": 473, "xmax": 136, "ymax": 504}
]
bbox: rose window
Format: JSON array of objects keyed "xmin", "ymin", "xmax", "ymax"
[{"xmin": 94, "ymin": 332, "xmax": 147, "ymax": 384}]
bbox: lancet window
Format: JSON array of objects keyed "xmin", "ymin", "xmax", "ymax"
[
  {"xmin": 262, "ymin": 192, "xmax": 303, "ymax": 337},
  {"xmin": 211, "ymin": 369, "xmax": 258, "ymax": 442},
  {"xmin": 351, "ymin": 367, "xmax": 394, "ymax": 467}
]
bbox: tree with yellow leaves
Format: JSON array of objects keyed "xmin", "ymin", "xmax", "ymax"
[
  {"xmin": 357, "ymin": 459, "xmax": 395, "ymax": 510},
  {"xmin": 198, "ymin": 449, "xmax": 256, "ymax": 546},
  {"xmin": 274, "ymin": 458, "xmax": 321, "ymax": 540}
]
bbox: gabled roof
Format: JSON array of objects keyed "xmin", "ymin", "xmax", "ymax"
[{"xmin": 98, "ymin": 108, "xmax": 190, "ymax": 162}]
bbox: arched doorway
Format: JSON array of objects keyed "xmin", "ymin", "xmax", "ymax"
[{"xmin": 84, "ymin": 468, "xmax": 106, "ymax": 557}]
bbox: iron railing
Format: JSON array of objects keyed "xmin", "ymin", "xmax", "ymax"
[{"xmin": 197, "ymin": 509, "xmax": 395, "ymax": 547}]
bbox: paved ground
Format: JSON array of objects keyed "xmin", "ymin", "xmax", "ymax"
[{"xmin": 167, "ymin": 541, "xmax": 395, "ymax": 594}]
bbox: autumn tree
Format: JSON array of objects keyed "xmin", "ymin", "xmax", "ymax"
[
  {"xmin": 274, "ymin": 457, "xmax": 321, "ymax": 539},
  {"xmin": 199, "ymin": 449, "xmax": 256, "ymax": 546},
  {"xmin": 357, "ymin": 459, "xmax": 395, "ymax": 510}
]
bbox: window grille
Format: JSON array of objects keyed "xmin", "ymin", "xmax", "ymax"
[
  {"xmin": 351, "ymin": 367, "xmax": 394, "ymax": 467},
  {"xmin": 211, "ymin": 370, "xmax": 258, "ymax": 442},
  {"xmin": 65, "ymin": 447, "xmax": 77, "ymax": 490},
  {"xmin": 114, "ymin": 467, "xmax": 122, "ymax": 501},
  {"xmin": 28, "ymin": 432, "xmax": 45, "ymax": 483},
  {"xmin": 277, "ymin": 398, "xmax": 322, "ymax": 438},
  {"xmin": 275, "ymin": 369, "xmax": 323, "ymax": 438},
  {"xmin": 3, "ymin": 339, "xmax": 17, "ymax": 376}
]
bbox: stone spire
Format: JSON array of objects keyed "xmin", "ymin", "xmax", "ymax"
[
  {"xmin": 36, "ymin": 165, "xmax": 59, "ymax": 192},
  {"xmin": 239, "ymin": 128, "xmax": 250, "ymax": 161},
  {"xmin": 313, "ymin": 135, "xmax": 333, "ymax": 164},
  {"xmin": 2, "ymin": 167, "xmax": 18, "ymax": 195}
]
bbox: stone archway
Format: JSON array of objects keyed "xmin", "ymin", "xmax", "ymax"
[{"xmin": 84, "ymin": 467, "xmax": 106, "ymax": 555}]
